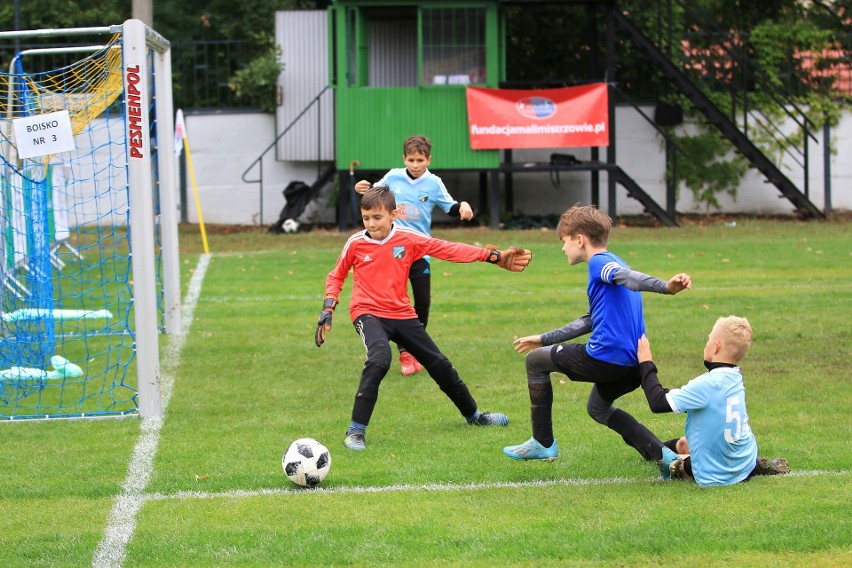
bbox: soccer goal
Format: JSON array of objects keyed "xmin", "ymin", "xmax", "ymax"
[{"xmin": 0, "ymin": 20, "xmax": 180, "ymax": 420}]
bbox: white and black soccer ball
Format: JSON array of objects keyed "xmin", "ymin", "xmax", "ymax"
[
  {"xmin": 282, "ymin": 438, "xmax": 331, "ymax": 487},
  {"xmin": 282, "ymin": 218, "xmax": 300, "ymax": 233}
]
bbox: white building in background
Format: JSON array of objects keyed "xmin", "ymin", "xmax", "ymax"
[{"xmin": 179, "ymin": 105, "xmax": 849, "ymax": 227}]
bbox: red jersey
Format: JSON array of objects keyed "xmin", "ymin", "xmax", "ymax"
[{"xmin": 325, "ymin": 225, "xmax": 489, "ymax": 322}]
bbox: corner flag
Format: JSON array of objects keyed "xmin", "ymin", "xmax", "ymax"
[{"xmin": 174, "ymin": 109, "xmax": 186, "ymax": 158}]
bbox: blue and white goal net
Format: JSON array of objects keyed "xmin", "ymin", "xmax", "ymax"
[{"xmin": 0, "ymin": 21, "xmax": 180, "ymax": 420}]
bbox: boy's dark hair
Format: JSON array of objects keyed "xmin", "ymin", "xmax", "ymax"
[
  {"xmin": 360, "ymin": 184, "xmax": 396, "ymax": 212},
  {"xmin": 556, "ymin": 205, "xmax": 612, "ymax": 247},
  {"xmin": 403, "ymin": 135, "xmax": 432, "ymax": 157}
]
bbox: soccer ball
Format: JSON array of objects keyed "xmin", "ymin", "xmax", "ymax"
[
  {"xmin": 282, "ymin": 438, "xmax": 331, "ymax": 487},
  {"xmin": 282, "ymin": 218, "xmax": 300, "ymax": 233}
]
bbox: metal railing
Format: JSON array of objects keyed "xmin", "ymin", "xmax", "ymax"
[
  {"xmin": 613, "ymin": 5, "xmax": 825, "ymax": 218},
  {"xmin": 241, "ymin": 85, "xmax": 332, "ymax": 225},
  {"xmin": 627, "ymin": 0, "xmax": 844, "ymax": 216},
  {"xmin": 170, "ymin": 39, "xmax": 257, "ymax": 110}
]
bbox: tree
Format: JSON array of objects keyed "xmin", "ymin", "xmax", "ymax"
[
  {"xmin": 505, "ymin": 0, "xmax": 846, "ymax": 210},
  {"xmin": 155, "ymin": 1, "xmax": 309, "ymax": 43},
  {"xmin": 0, "ymin": 1, "xmax": 314, "ymax": 111},
  {"xmin": 0, "ymin": 0, "xmax": 129, "ymax": 31},
  {"xmin": 0, "ymin": 0, "xmax": 318, "ymax": 39}
]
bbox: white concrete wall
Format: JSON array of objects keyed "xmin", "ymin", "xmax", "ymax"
[
  {"xmin": 181, "ymin": 106, "xmax": 851, "ymax": 226},
  {"xmin": 181, "ymin": 111, "xmax": 334, "ymax": 226}
]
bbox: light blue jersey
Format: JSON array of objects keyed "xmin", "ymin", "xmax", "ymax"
[
  {"xmin": 586, "ymin": 251, "xmax": 645, "ymax": 366},
  {"xmin": 376, "ymin": 168, "xmax": 457, "ymax": 236},
  {"xmin": 666, "ymin": 367, "xmax": 758, "ymax": 487}
]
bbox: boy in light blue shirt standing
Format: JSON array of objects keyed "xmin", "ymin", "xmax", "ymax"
[
  {"xmin": 355, "ymin": 135, "xmax": 473, "ymax": 376},
  {"xmin": 637, "ymin": 316, "xmax": 789, "ymax": 486}
]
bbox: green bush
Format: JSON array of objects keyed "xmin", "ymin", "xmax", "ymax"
[{"xmin": 228, "ymin": 33, "xmax": 283, "ymax": 113}]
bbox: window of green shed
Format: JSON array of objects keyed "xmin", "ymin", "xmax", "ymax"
[{"xmin": 422, "ymin": 7, "xmax": 486, "ymax": 85}]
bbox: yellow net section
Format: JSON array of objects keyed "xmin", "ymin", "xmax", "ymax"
[{"xmin": 0, "ymin": 33, "xmax": 123, "ymax": 154}]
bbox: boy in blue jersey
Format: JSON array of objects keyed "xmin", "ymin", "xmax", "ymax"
[
  {"xmin": 355, "ymin": 135, "xmax": 474, "ymax": 376},
  {"xmin": 637, "ymin": 316, "xmax": 789, "ymax": 485},
  {"xmin": 504, "ymin": 205, "xmax": 692, "ymax": 462}
]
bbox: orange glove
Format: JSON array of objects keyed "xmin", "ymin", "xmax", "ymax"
[{"xmin": 485, "ymin": 244, "xmax": 532, "ymax": 272}]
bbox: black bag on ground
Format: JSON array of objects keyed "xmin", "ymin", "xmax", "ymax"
[{"xmin": 270, "ymin": 181, "xmax": 313, "ymax": 233}]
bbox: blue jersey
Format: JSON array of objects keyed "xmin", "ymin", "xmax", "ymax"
[
  {"xmin": 376, "ymin": 168, "xmax": 456, "ymax": 236},
  {"xmin": 666, "ymin": 367, "xmax": 758, "ymax": 487},
  {"xmin": 585, "ymin": 251, "xmax": 645, "ymax": 366}
]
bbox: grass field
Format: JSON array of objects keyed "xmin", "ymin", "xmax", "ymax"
[{"xmin": 1, "ymin": 218, "xmax": 850, "ymax": 567}]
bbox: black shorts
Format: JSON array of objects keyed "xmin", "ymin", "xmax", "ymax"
[
  {"xmin": 409, "ymin": 257, "xmax": 430, "ymax": 280},
  {"xmin": 549, "ymin": 343, "xmax": 641, "ymax": 402}
]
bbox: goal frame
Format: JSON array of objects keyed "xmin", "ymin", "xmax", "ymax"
[{"xmin": 0, "ymin": 19, "xmax": 181, "ymax": 419}]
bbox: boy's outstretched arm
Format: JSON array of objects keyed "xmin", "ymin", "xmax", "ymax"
[
  {"xmin": 637, "ymin": 334, "xmax": 673, "ymax": 413},
  {"xmin": 610, "ymin": 268, "xmax": 692, "ymax": 295},
  {"xmin": 458, "ymin": 201, "xmax": 474, "ymax": 221},
  {"xmin": 421, "ymin": 239, "xmax": 531, "ymax": 270},
  {"xmin": 666, "ymin": 273, "xmax": 692, "ymax": 294},
  {"xmin": 541, "ymin": 314, "xmax": 593, "ymax": 345},
  {"xmin": 513, "ymin": 335, "xmax": 543, "ymax": 354},
  {"xmin": 484, "ymin": 244, "xmax": 532, "ymax": 272},
  {"xmin": 446, "ymin": 201, "xmax": 475, "ymax": 221},
  {"xmin": 514, "ymin": 313, "xmax": 592, "ymax": 353}
]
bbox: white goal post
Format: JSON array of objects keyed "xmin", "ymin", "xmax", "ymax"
[
  {"xmin": 123, "ymin": 19, "xmax": 181, "ymax": 417},
  {"xmin": 0, "ymin": 19, "xmax": 180, "ymax": 419}
]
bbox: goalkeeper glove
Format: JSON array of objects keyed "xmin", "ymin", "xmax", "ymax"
[
  {"xmin": 315, "ymin": 296, "xmax": 338, "ymax": 347},
  {"xmin": 484, "ymin": 244, "xmax": 532, "ymax": 272}
]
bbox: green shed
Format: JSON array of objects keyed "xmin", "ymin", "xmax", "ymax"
[
  {"xmin": 329, "ymin": 0, "xmax": 502, "ymax": 172},
  {"xmin": 269, "ymin": 1, "xmax": 678, "ymax": 231},
  {"xmin": 262, "ymin": 1, "xmax": 825, "ymax": 231}
]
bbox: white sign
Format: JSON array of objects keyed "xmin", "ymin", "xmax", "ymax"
[{"xmin": 12, "ymin": 110, "xmax": 75, "ymax": 160}]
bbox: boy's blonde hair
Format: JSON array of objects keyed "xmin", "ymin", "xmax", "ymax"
[
  {"xmin": 403, "ymin": 135, "xmax": 432, "ymax": 157},
  {"xmin": 360, "ymin": 184, "xmax": 396, "ymax": 212},
  {"xmin": 556, "ymin": 205, "xmax": 612, "ymax": 247},
  {"xmin": 714, "ymin": 316, "xmax": 753, "ymax": 362}
]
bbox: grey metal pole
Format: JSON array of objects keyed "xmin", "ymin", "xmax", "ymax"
[
  {"xmin": 606, "ymin": 5, "xmax": 617, "ymax": 219},
  {"xmin": 13, "ymin": 0, "xmax": 20, "ymax": 53},
  {"xmin": 823, "ymin": 121, "xmax": 832, "ymax": 215},
  {"xmin": 132, "ymin": 0, "xmax": 154, "ymax": 27}
]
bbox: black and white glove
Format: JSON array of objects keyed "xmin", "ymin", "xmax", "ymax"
[{"xmin": 314, "ymin": 296, "xmax": 338, "ymax": 347}]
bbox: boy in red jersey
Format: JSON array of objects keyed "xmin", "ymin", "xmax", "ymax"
[
  {"xmin": 355, "ymin": 135, "xmax": 474, "ymax": 376},
  {"xmin": 315, "ymin": 185, "xmax": 532, "ymax": 451}
]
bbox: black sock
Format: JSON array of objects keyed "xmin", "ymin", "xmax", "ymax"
[
  {"xmin": 529, "ymin": 381, "xmax": 554, "ymax": 448},
  {"xmin": 606, "ymin": 408, "xmax": 664, "ymax": 461}
]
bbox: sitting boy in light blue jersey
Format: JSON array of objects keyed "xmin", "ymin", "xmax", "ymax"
[{"xmin": 638, "ymin": 316, "xmax": 789, "ymax": 486}]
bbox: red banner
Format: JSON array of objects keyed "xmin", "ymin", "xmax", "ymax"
[{"xmin": 466, "ymin": 83, "xmax": 609, "ymax": 149}]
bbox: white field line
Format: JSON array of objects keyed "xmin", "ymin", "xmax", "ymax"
[
  {"xmin": 92, "ymin": 254, "xmax": 211, "ymax": 568},
  {"xmin": 146, "ymin": 469, "xmax": 849, "ymax": 502}
]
